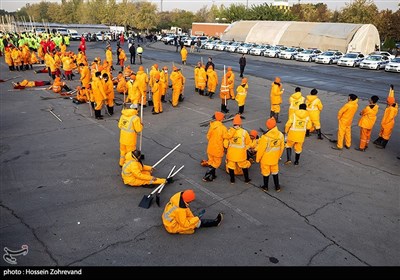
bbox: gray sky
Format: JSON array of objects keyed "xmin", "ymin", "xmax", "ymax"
[{"xmin": 1, "ymin": 0, "xmax": 398, "ymax": 12}]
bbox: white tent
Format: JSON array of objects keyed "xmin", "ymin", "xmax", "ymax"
[{"xmin": 221, "ymin": 21, "xmax": 380, "ymax": 55}]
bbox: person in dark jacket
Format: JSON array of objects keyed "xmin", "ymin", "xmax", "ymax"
[
  {"xmin": 239, "ymin": 54, "xmax": 246, "ymax": 78},
  {"xmin": 129, "ymin": 43, "xmax": 136, "ymax": 64}
]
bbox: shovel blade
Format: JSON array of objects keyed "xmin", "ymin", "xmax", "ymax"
[{"xmin": 138, "ymin": 195, "xmax": 153, "ymax": 209}]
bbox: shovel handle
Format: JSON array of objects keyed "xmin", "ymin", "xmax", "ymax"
[
  {"xmin": 148, "ymin": 183, "xmax": 165, "ymax": 197},
  {"xmin": 170, "ymin": 165, "xmax": 184, "ymax": 178},
  {"xmin": 152, "ymin": 143, "xmax": 181, "ymax": 169}
]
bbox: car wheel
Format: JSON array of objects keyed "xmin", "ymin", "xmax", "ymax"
[
  {"xmin": 376, "ymin": 65, "xmax": 380, "ymax": 70},
  {"xmin": 275, "ymin": 53, "xmax": 278, "ymax": 58},
  {"xmin": 308, "ymin": 58, "xmax": 311, "ymax": 62},
  {"xmin": 353, "ymin": 62, "xmax": 356, "ymax": 67},
  {"xmin": 329, "ymin": 60, "xmax": 332, "ymax": 65}
]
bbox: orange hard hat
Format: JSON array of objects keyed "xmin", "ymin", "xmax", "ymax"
[
  {"xmin": 154, "ymin": 64, "xmax": 158, "ymax": 69},
  {"xmin": 227, "ymin": 66, "xmax": 232, "ymax": 71},
  {"xmin": 214, "ymin": 111, "xmax": 225, "ymax": 121},
  {"xmin": 274, "ymin": 77, "xmax": 281, "ymax": 83},
  {"xmin": 233, "ymin": 114, "xmax": 242, "ymax": 125},
  {"xmin": 130, "ymin": 74, "xmax": 136, "ymax": 80},
  {"xmin": 182, "ymin": 189, "xmax": 195, "ymax": 203},
  {"xmin": 266, "ymin": 117, "xmax": 276, "ymax": 129},
  {"xmin": 250, "ymin": 130, "xmax": 258, "ymax": 138},
  {"xmin": 139, "ymin": 66, "xmax": 144, "ymax": 71},
  {"xmin": 241, "ymin": 78, "xmax": 248, "ymax": 84},
  {"xmin": 387, "ymin": 96, "xmax": 395, "ymax": 105},
  {"xmin": 173, "ymin": 66, "xmax": 178, "ymax": 71}
]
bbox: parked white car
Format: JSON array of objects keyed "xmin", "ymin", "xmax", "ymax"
[
  {"xmin": 279, "ymin": 47, "xmax": 303, "ymax": 60},
  {"xmin": 249, "ymin": 45, "xmax": 270, "ymax": 56},
  {"xmin": 384, "ymin": 57, "xmax": 400, "ymax": 72},
  {"xmin": 214, "ymin": 41, "xmax": 232, "ymax": 51},
  {"xmin": 359, "ymin": 55, "xmax": 390, "ymax": 70},
  {"xmin": 337, "ymin": 52, "xmax": 365, "ymax": 67},
  {"xmin": 263, "ymin": 46, "xmax": 286, "ymax": 58},
  {"xmin": 296, "ymin": 49, "xmax": 322, "ymax": 62},
  {"xmin": 225, "ymin": 42, "xmax": 244, "ymax": 53},
  {"xmin": 204, "ymin": 40, "xmax": 221, "ymax": 50},
  {"xmin": 315, "ymin": 51, "xmax": 343, "ymax": 64},
  {"xmin": 368, "ymin": 51, "xmax": 395, "ymax": 61},
  {"xmin": 237, "ymin": 43, "xmax": 257, "ymax": 54},
  {"xmin": 95, "ymin": 32, "xmax": 112, "ymax": 41}
]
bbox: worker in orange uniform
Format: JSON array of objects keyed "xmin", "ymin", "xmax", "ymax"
[
  {"xmin": 288, "ymin": 87, "xmax": 304, "ymax": 120},
  {"xmin": 332, "ymin": 94, "xmax": 359, "ymax": 150},
  {"xmin": 91, "ymin": 71, "xmax": 107, "ymax": 120},
  {"xmin": 121, "ymin": 150, "xmax": 168, "ymax": 187},
  {"xmin": 256, "ymin": 117, "xmax": 285, "ymax": 192},
  {"xmin": 116, "ymin": 71, "xmax": 127, "ymax": 95},
  {"xmin": 149, "ymin": 64, "xmax": 159, "ymax": 89},
  {"xmin": 180, "ymin": 45, "xmax": 188, "ymax": 65},
  {"xmin": 136, "ymin": 66, "xmax": 148, "ymax": 106},
  {"xmin": 373, "ymin": 85, "xmax": 398, "ymax": 149},
  {"xmin": 151, "ymin": 72, "xmax": 163, "ymax": 114},
  {"xmin": 197, "ymin": 64, "xmax": 207, "ymax": 96},
  {"xmin": 247, "ymin": 129, "xmax": 259, "ymax": 163},
  {"xmin": 118, "ymin": 104, "xmax": 143, "ymax": 167},
  {"xmin": 73, "ymin": 85, "xmax": 90, "ymax": 104},
  {"xmin": 194, "ymin": 61, "xmax": 201, "ymax": 93},
  {"xmin": 103, "ymin": 73, "xmax": 115, "ymax": 115},
  {"xmin": 206, "ymin": 65, "xmax": 218, "ymax": 99},
  {"xmin": 284, "ymin": 103, "xmax": 311, "ymax": 166},
  {"xmin": 48, "ymin": 76, "xmax": 71, "ymax": 94},
  {"xmin": 235, "ymin": 78, "xmax": 249, "ymax": 116},
  {"xmin": 356, "ymin": 95, "xmax": 379, "ymax": 151},
  {"xmin": 162, "ymin": 189, "xmax": 223, "ymax": 234},
  {"xmin": 270, "ymin": 77, "xmax": 284, "ymax": 123},
  {"xmin": 219, "ymin": 72, "xmax": 232, "ymax": 113},
  {"xmin": 169, "ymin": 66, "xmax": 184, "ymax": 107},
  {"xmin": 79, "ymin": 63, "xmax": 91, "ymax": 88},
  {"xmin": 202, "ymin": 112, "xmax": 228, "ymax": 182},
  {"xmin": 306, "ymin": 88, "xmax": 323, "ymax": 139},
  {"xmin": 105, "ymin": 46, "xmax": 114, "ymax": 71},
  {"xmin": 226, "ymin": 66, "xmax": 235, "ymax": 101},
  {"xmin": 118, "ymin": 47, "xmax": 127, "ymax": 71},
  {"xmin": 160, "ymin": 66, "xmax": 168, "ymax": 103},
  {"xmin": 126, "ymin": 74, "xmax": 140, "ymax": 106},
  {"xmin": 12, "ymin": 80, "xmax": 51, "ymax": 89},
  {"xmin": 224, "ymin": 114, "xmax": 252, "ymax": 184}
]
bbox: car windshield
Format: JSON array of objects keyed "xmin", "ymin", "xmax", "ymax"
[
  {"xmin": 321, "ymin": 52, "xmax": 334, "ymax": 56},
  {"xmin": 302, "ymin": 50, "xmax": 313, "ymax": 54},
  {"xmin": 285, "ymin": 48, "xmax": 296, "ymax": 52},
  {"xmin": 366, "ymin": 55, "xmax": 382, "ymax": 61},
  {"xmin": 391, "ymin": 58, "xmax": 400, "ymax": 63},
  {"xmin": 344, "ymin": 53, "xmax": 358, "ymax": 58}
]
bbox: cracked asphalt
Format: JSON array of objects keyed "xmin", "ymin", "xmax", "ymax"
[{"xmin": 1, "ymin": 40, "xmax": 399, "ymax": 267}]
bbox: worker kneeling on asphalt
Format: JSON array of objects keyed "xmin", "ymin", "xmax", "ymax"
[
  {"xmin": 121, "ymin": 150, "xmax": 170, "ymax": 187},
  {"xmin": 162, "ymin": 189, "xmax": 223, "ymax": 234}
]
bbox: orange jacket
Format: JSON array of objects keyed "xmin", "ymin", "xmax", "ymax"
[
  {"xmin": 225, "ymin": 127, "xmax": 251, "ymax": 162},
  {"xmin": 285, "ymin": 109, "xmax": 312, "ymax": 143},
  {"xmin": 118, "ymin": 108, "xmax": 142, "ymax": 146},
  {"xmin": 288, "ymin": 91, "xmax": 304, "ymax": 117},
  {"xmin": 306, "ymin": 95, "xmax": 323, "ymax": 121},
  {"xmin": 270, "ymin": 82, "xmax": 283, "ymax": 105},
  {"xmin": 381, "ymin": 103, "xmax": 398, "ymax": 129},
  {"xmin": 338, "ymin": 99, "xmax": 359, "ymax": 127},
  {"xmin": 162, "ymin": 192, "xmax": 200, "ymax": 234},
  {"xmin": 256, "ymin": 126, "xmax": 285, "ymax": 166},
  {"xmin": 207, "ymin": 120, "xmax": 228, "ymax": 158},
  {"xmin": 358, "ymin": 104, "xmax": 379, "ymax": 129}
]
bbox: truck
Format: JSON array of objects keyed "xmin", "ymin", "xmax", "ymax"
[
  {"xmin": 161, "ymin": 26, "xmax": 182, "ymax": 35},
  {"xmin": 110, "ymin": 26, "xmax": 125, "ymax": 34}
]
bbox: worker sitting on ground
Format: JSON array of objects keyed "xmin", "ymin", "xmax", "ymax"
[
  {"xmin": 12, "ymin": 80, "xmax": 51, "ymax": 89},
  {"xmin": 162, "ymin": 189, "xmax": 223, "ymax": 234},
  {"xmin": 48, "ymin": 76, "xmax": 72, "ymax": 94},
  {"xmin": 121, "ymin": 150, "xmax": 171, "ymax": 187},
  {"xmin": 72, "ymin": 85, "xmax": 91, "ymax": 104}
]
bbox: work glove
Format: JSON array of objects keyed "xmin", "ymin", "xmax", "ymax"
[{"xmin": 166, "ymin": 177, "xmax": 174, "ymax": 184}]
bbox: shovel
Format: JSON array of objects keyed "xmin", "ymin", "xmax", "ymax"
[
  {"xmin": 156, "ymin": 165, "xmax": 185, "ymax": 207},
  {"xmin": 321, "ymin": 132, "xmax": 337, "ymax": 143}
]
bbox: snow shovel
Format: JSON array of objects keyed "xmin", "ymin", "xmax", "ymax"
[
  {"xmin": 139, "ymin": 95, "xmax": 145, "ymax": 159},
  {"xmin": 321, "ymin": 132, "xmax": 337, "ymax": 143},
  {"xmin": 138, "ymin": 165, "xmax": 176, "ymax": 209},
  {"xmin": 155, "ymin": 165, "xmax": 185, "ymax": 207}
]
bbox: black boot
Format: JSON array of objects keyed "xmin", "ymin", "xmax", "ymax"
[
  {"xmin": 202, "ymin": 167, "xmax": 215, "ymax": 182},
  {"xmin": 107, "ymin": 106, "xmax": 114, "ymax": 115},
  {"xmin": 199, "ymin": 89, "xmax": 204, "ymax": 96},
  {"xmin": 376, "ymin": 139, "xmax": 388, "ymax": 149},
  {"xmin": 317, "ymin": 129, "xmax": 323, "ymax": 140},
  {"xmin": 373, "ymin": 137, "xmax": 383, "ymax": 145},
  {"xmin": 306, "ymin": 130, "xmax": 310, "ymax": 137},
  {"xmin": 261, "ymin": 176, "xmax": 269, "ymax": 192},
  {"xmin": 209, "ymin": 92, "xmax": 214, "ymax": 99},
  {"xmin": 270, "ymin": 111, "xmax": 274, "ymax": 118},
  {"xmin": 229, "ymin": 168, "xmax": 235, "ymax": 184},
  {"xmin": 221, "ymin": 104, "xmax": 225, "ymax": 113},
  {"xmin": 161, "ymin": 95, "xmax": 166, "ymax": 103},
  {"xmin": 211, "ymin": 167, "xmax": 217, "ymax": 179},
  {"xmin": 200, "ymin": 213, "xmax": 223, "ymax": 227},
  {"xmin": 95, "ymin": 110, "xmax": 103, "ymax": 120},
  {"xmin": 91, "ymin": 102, "xmax": 95, "ymax": 110},
  {"xmin": 273, "ymin": 174, "xmax": 281, "ymax": 192},
  {"xmin": 242, "ymin": 168, "xmax": 251, "ymax": 183},
  {"xmin": 294, "ymin": 153, "xmax": 300, "ymax": 165},
  {"xmin": 285, "ymin": 148, "xmax": 292, "ymax": 165}
]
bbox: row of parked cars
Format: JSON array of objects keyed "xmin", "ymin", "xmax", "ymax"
[{"xmin": 201, "ymin": 40, "xmax": 399, "ymax": 73}]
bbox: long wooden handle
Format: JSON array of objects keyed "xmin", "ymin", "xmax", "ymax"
[{"xmin": 152, "ymin": 143, "xmax": 181, "ymax": 168}]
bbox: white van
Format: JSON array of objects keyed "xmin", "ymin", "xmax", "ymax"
[
  {"xmin": 68, "ymin": 29, "xmax": 80, "ymax": 40},
  {"xmin": 53, "ymin": 28, "xmax": 69, "ymax": 36}
]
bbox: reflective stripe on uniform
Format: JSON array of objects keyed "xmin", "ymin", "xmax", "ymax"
[
  {"xmin": 163, "ymin": 205, "xmax": 178, "ymax": 222},
  {"xmin": 121, "ymin": 160, "xmax": 134, "ymax": 176},
  {"xmin": 229, "ymin": 129, "xmax": 246, "ymax": 149},
  {"xmin": 120, "ymin": 115, "xmax": 139, "ymax": 133},
  {"xmin": 290, "ymin": 114, "xmax": 308, "ymax": 132},
  {"xmin": 308, "ymin": 98, "xmax": 319, "ymax": 111}
]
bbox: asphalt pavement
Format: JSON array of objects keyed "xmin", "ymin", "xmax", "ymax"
[{"xmin": 0, "ymin": 40, "xmax": 399, "ymax": 268}]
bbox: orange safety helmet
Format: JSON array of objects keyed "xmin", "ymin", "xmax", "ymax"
[
  {"xmin": 214, "ymin": 111, "xmax": 225, "ymax": 121},
  {"xmin": 241, "ymin": 78, "xmax": 248, "ymax": 84},
  {"xmin": 250, "ymin": 130, "xmax": 258, "ymax": 138},
  {"xmin": 138, "ymin": 66, "xmax": 144, "ymax": 71},
  {"xmin": 387, "ymin": 96, "xmax": 395, "ymax": 105},
  {"xmin": 266, "ymin": 117, "xmax": 276, "ymax": 129},
  {"xmin": 274, "ymin": 77, "xmax": 281, "ymax": 83},
  {"xmin": 182, "ymin": 190, "xmax": 195, "ymax": 203},
  {"xmin": 233, "ymin": 114, "xmax": 242, "ymax": 125}
]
